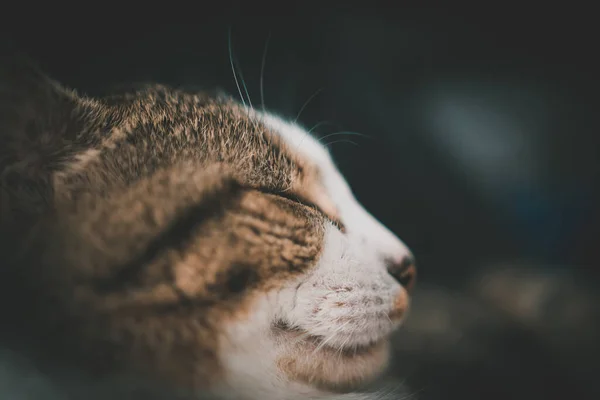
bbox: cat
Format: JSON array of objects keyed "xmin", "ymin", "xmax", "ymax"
[{"xmin": 0, "ymin": 50, "xmax": 416, "ymax": 399}]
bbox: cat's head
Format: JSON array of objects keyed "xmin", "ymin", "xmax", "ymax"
[{"xmin": 0, "ymin": 52, "xmax": 415, "ymax": 399}]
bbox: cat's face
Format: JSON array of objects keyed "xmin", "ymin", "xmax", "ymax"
[
  {"xmin": 0, "ymin": 56, "xmax": 415, "ymax": 399},
  {"xmin": 216, "ymin": 112, "xmax": 415, "ymax": 398}
]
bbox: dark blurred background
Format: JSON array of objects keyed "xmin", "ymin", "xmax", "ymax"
[{"xmin": 4, "ymin": 5, "xmax": 599, "ymax": 400}]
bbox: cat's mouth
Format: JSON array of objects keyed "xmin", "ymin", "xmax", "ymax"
[
  {"xmin": 274, "ymin": 322, "xmax": 383, "ymax": 355},
  {"xmin": 272, "ymin": 321, "xmax": 390, "ymax": 392},
  {"xmin": 273, "ymin": 320, "xmax": 394, "ymax": 357}
]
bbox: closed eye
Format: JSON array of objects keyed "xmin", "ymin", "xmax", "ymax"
[{"xmin": 262, "ymin": 189, "xmax": 346, "ymax": 233}]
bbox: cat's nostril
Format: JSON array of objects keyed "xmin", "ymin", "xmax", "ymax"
[{"xmin": 386, "ymin": 255, "xmax": 416, "ymax": 292}]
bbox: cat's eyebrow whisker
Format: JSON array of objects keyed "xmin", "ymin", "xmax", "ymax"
[
  {"xmin": 259, "ymin": 31, "xmax": 271, "ymax": 112},
  {"xmin": 290, "ymin": 110, "xmax": 328, "ymax": 155},
  {"xmin": 227, "ymin": 26, "xmax": 247, "ymax": 109},
  {"xmin": 318, "ymin": 131, "xmax": 371, "ymax": 143},
  {"xmin": 307, "ymin": 120, "xmax": 334, "ymax": 135},
  {"xmin": 294, "ymin": 87, "xmax": 324, "ymax": 124},
  {"xmin": 292, "ymin": 120, "xmax": 338, "ymax": 157},
  {"xmin": 232, "ymin": 51, "xmax": 253, "ymax": 111},
  {"xmin": 323, "ymin": 139, "xmax": 359, "ymax": 148}
]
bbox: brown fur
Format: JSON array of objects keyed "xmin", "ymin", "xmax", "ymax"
[
  {"xmin": 276, "ymin": 336, "xmax": 390, "ymax": 393},
  {"xmin": 0, "ymin": 51, "xmax": 337, "ymax": 393}
]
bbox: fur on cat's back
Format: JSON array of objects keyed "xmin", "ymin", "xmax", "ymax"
[{"xmin": 0, "ymin": 49, "xmax": 415, "ymax": 399}]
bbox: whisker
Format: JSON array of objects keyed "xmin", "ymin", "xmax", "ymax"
[
  {"xmin": 281, "ymin": 185, "xmax": 293, "ymax": 193},
  {"xmin": 398, "ymin": 387, "xmax": 425, "ymax": 400},
  {"xmin": 294, "ymin": 87, "xmax": 324, "ymax": 123},
  {"xmin": 259, "ymin": 31, "xmax": 271, "ymax": 112},
  {"xmin": 307, "ymin": 120, "xmax": 335, "ymax": 134},
  {"xmin": 323, "ymin": 139, "xmax": 359, "ymax": 147},
  {"xmin": 311, "ymin": 335, "xmax": 335, "ymax": 355},
  {"xmin": 289, "ymin": 331, "xmax": 313, "ymax": 346},
  {"xmin": 383, "ymin": 311, "xmax": 394, "ymax": 326},
  {"xmin": 335, "ymin": 330, "xmax": 354, "ymax": 362},
  {"xmin": 311, "ymin": 320, "xmax": 351, "ymax": 356},
  {"xmin": 375, "ymin": 382, "xmax": 416, "ymax": 400},
  {"xmin": 275, "ymin": 324, "xmax": 314, "ymax": 347},
  {"xmin": 227, "ymin": 26, "xmax": 247, "ymax": 108},
  {"xmin": 318, "ymin": 131, "xmax": 371, "ymax": 143},
  {"xmin": 232, "ymin": 49, "xmax": 253, "ymax": 110}
]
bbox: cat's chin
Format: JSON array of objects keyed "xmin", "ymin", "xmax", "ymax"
[{"xmin": 273, "ymin": 324, "xmax": 390, "ymax": 392}]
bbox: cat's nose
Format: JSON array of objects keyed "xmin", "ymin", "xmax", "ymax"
[{"xmin": 386, "ymin": 255, "xmax": 416, "ymax": 292}]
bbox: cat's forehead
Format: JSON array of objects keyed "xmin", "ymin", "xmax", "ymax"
[
  {"xmin": 113, "ymin": 88, "xmax": 312, "ymax": 177},
  {"xmin": 107, "ymin": 87, "xmax": 341, "ymax": 223}
]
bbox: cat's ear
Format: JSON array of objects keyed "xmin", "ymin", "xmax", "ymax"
[
  {"xmin": 0, "ymin": 47, "xmax": 106, "ymax": 177},
  {"xmin": 0, "ymin": 47, "xmax": 109, "ymax": 222}
]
